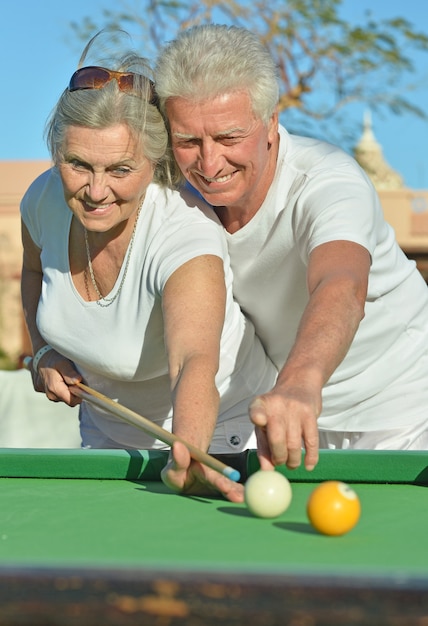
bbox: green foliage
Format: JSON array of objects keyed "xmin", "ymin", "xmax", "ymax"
[
  {"xmin": 0, "ymin": 347, "xmax": 17, "ymax": 371},
  {"xmin": 69, "ymin": 0, "xmax": 428, "ymax": 149}
]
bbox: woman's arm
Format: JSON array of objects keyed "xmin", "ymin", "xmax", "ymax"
[
  {"xmin": 161, "ymin": 254, "xmax": 244, "ymax": 501},
  {"xmin": 21, "ymin": 220, "xmax": 45, "ymax": 357},
  {"xmin": 163, "ymin": 254, "xmax": 224, "ymax": 450},
  {"xmin": 21, "ymin": 221, "xmax": 81, "ymax": 404}
]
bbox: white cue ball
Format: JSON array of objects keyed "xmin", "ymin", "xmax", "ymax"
[{"xmin": 244, "ymin": 470, "xmax": 292, "ymax": 518}]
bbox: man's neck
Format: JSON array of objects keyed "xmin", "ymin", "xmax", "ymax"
[
  {"xmin": 214, "ymin": 205, "xmax": 259, "ymax": 233},
  {"xmin": 213, "ymin": 133, "xmax": 280, "ymax": 234}
]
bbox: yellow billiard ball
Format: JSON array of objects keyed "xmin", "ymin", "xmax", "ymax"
[
  {"xmin": 245, "ymin": 470, "xmax": 292, "ymax": 518},
  {"xmin": 307, "ymin": 480, "xmax": 361, "ymax": 536}
]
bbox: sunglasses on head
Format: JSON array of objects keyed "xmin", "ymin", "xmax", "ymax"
[{"xmin": 68, "ymin": 66, "xmax": 158, "ymax": 105}]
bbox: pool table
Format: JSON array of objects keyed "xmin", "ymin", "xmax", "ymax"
[{"xmin": 0, "ymin": 447, "xmax": 427, "ymax": 625}]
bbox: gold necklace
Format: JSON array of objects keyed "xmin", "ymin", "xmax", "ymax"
[{"xmin": 83, "ymin": 203, "xmax": 142, "ymax": 307}]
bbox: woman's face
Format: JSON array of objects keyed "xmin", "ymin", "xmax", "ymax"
[{"xmin": 58, "ymin": 123, "xmax": 154, "ymax": 233}]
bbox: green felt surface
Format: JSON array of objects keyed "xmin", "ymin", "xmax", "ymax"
[{"xmin": 0, "ymin": 451, "xmax": 427, "ymax": 580}]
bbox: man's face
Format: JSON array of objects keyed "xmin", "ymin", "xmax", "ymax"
[{"xmin": 166, "ymin": 91, "xmax": 278, "ymax": 217}]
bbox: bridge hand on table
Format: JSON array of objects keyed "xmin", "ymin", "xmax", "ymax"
[{"xmin": 161, "ymin": 441, "xmax": 245, "ymax": 503}]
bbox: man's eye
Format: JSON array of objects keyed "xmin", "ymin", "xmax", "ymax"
[
  {"xmin": 174, "ymin": 138, "xmax": 198, "ymax": 147},
  {"xmin": 111, "ymin": 167, "xmax": 131, "ymax": 176},
  {"xmin": 220, "ymin": 136, "xmax": 240, "ymax": 144}
]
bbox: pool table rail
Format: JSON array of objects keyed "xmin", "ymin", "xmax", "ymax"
[{"xmin": 0, "ymin": 448, "xmax": 426, "ymax": 485}]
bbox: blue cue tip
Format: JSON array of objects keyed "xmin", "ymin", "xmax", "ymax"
[{"xmin": 224, "ymin": 467, "xmax": 241, "ymax": 482}]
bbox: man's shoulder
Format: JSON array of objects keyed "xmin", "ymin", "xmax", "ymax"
[
  {"xmin": 279, "ymin": 125, "xmax": 355, "ymax": 172},
  {"xmin": 279, "ymin": 124, "xmax": 343, "ymax": 151}
]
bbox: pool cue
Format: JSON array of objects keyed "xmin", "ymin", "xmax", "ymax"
[{"xmin": 23, "ymin": 356, "xmax": 240, "ymax": 482}]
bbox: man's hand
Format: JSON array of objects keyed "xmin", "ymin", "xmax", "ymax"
[{"xmin": 249, "ymin": 391, "xmax": 319, "ymax": 472}]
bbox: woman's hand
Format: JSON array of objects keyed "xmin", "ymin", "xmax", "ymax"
[
  {"xmin": 30, "ymin": 349, "xmax": 83, "ymax": 407},
  {"xmin": 161, "ymin": 441, "xmax": 245, "ymax": 503}
]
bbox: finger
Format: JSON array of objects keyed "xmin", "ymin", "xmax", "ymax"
[
  {"xmin": 161, "ymin": 442, "xmax": 191, "ymax": 491},
  {"xmin": 251, "ymin": 397, "xmax": 289, "ymax": 466},
  {"xmin": 255, "ymin": 426, "xmax": 275, "ymax": 470},
  {"xmin": 302, "ymin": 429, "xmax": 319, "ymax": 471},
  {"xmin": 248, "ymin": 397, "xmax": 268, "ymax": 427},
  {"xmin": 285, "ymin": 445, "xmax": 302, "ymax": 470},
  {"xmin": 63, "ymin": 368, "xmax": 83, "ymax": 386},
  {"xmin": 214, "ymin": 475, "xmax": 244, "ymax": 503},
  {"xmin": 67, "ymin": 394, "xmax": 82, "ymax": 408},
  {"xmin": 264, "ymin": 417, "xmax": 289, "ymax": 466},
  {"xmin": 250, "ymin": 397, "xmax": 277, "ymax": 465},
  {"xmin": 170, "ymin": 441, "xmax": 192, "ymax": 471},
  {"xmin": 197, "ymin": 464, "xmax": 244, "ymax": 502}
]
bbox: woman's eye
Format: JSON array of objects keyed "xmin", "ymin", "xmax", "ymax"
[{"xmin": 69, "ymin": 160, "xmax": 88, "ymax": 171}]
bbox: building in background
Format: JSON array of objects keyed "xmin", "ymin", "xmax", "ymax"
[
  {"xmin": 0, "ymin": 161, "xmax": 51, "ymax": 365},
  {"xmin": 1, "ymin": 116, "xmax": 428, "ymax": 365},
  {"xmin": 354, "ymin": 112, "xmax": 428, "ymax": 280}
]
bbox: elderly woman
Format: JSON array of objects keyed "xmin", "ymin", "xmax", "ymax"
[{"xmin": 20, "ymin": 33, "xmax": 276, "ymax": 499}]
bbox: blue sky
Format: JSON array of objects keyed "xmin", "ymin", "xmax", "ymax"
[{"xmin": 1, "ymin": 0, "xmax": 427, "ymax": 189}]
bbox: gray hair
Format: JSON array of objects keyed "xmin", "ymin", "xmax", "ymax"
[
  {"xmin": 155, "ymin": 24, "xmax": 280, "ymax": 124},
  {"xmin": 45, "ymin": 33, "xmax": 174, "ymax": 187}
]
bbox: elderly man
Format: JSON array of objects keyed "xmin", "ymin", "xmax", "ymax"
[{"xmin": 155, "ymin": 23, "xmax": 428, "ymax": 495}]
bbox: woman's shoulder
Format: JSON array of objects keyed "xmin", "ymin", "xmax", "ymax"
[
  {"xmin": 20, "ymin": 167, "xmax": 70, "ymax": 242},
  {"xmin": 21, "ymin": 167, "xmax": 64, "ymax": 209}
]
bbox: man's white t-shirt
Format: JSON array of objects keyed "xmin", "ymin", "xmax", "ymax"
[
  {"xmin": 21, "ymin": 169, "xmax": 276, "ymax": 450},
  {"xmin": 225, "ymin": 126, "xmax": 428, "ymax": 431}
]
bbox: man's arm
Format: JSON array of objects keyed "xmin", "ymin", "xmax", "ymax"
[{"xmin": 250, "ymin": 239, "xmax": 371, "ymax": 471}]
